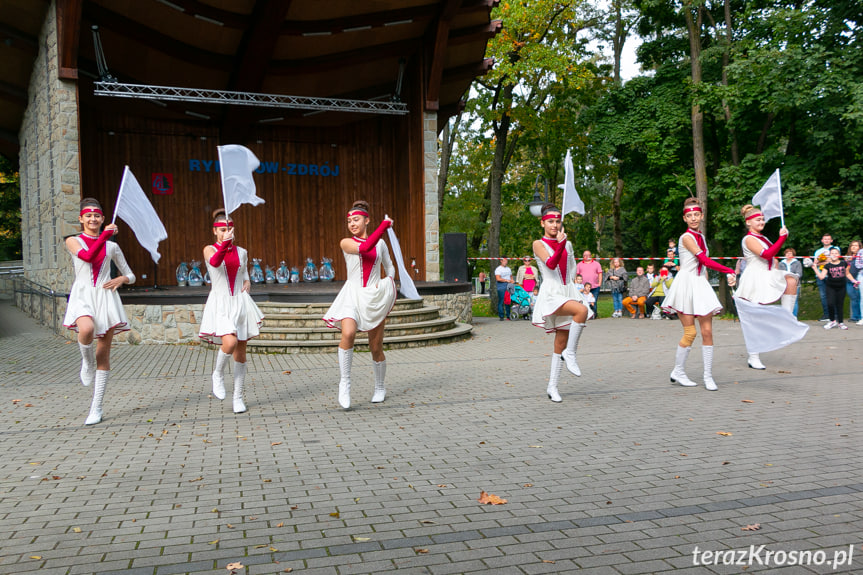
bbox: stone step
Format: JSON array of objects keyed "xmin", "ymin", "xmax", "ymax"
[
  {"xmin": 259, "ymin": 306, "xmax": 441, "ymax": 327},
  {"xmin": 255, "ymin": 298, "xmax": 425, "ymax": 315},
  {"xmin": 256, "ymin": 315, "xmax": 459, "ymax": 342},
  {"xmin": 246, "ymin": 322, "xmax": 473, "ymax": 353}
]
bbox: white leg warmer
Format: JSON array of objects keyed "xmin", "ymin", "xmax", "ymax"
[
  {"xmin": 780, "ymin": 294, "xmax": 797, "ymax": 314},
  {"xmin": 371, "ymin": 360, "xmax": 386, "ymax": 403},
  {"xmin": 338, "ymin": 348, "xmax": 352, "ymax": 409},
  {"xmin": 79, "ymin": 342, "xmax": 96, "ymax": 387},
  {"xmin": 85, "ymin": 370, "xmax": 108, "ymax": 425},
  {"xmin": 547, "ymin": 353, "xmax": 563, "ymax": 402},
  {"xmin": 212, "ymin": 349, "xmax": 230, "ymax": 400},
  {"xmin": 232, "ymin": 362, "xmax": 247, "ymax": 413},
  {"xmin": 670, "ymin": 345, "xmax": 696, "ymax": 386},
  {"xmin": 561, "ymin": 323, "xmax": 584, "ymax": 376},
  {"xmin": 702, "ymin": 346, "xmax": 717, "ymax": 391}
]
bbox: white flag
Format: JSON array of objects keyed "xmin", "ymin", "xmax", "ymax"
[
  {"xmin": 558, "ymin": 149, "xmax": 585, "ymax": 216},
  {"xmin": 385, "ymin": 216, "xmax": 421, "ymax": 300},
  {"xmin": 218, "ymin": 145, "xmax": 264, "ymax": 215},
  {"xmin": 733, "ymin": 296, "xmax": 808, "ymax": 354},
  {"xmin": 752, "ymin": 169, "xmax": 783, "ymax": 222},
  {"xmin": 112, "ymin": 166, "xmax": 168, "ymax": 263}
]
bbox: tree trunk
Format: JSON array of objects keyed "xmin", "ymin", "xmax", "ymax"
[
  {"xmin": 612, "ymin": 176, "xmax": 625, "ymax": 257},
  {"xmin": 487, "ymin": 85, "xmax": 514, "ymax": 313},
  {"xmin": 685, "ymin": 3, "xmax": 708, "ymax": 230},
  {"xmin": 437, "ymin": 113, "xmax": 461, "ymax": 214},
  {"xmin": 721, "ymin": 0, "xmax": 739, "ymax": 166}
]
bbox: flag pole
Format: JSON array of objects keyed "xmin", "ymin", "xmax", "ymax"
[
  {"xmin": 217, "ymin": 146, "xmax": 229, "ymax": 216},
  {"xmin": 776, "ymin": 169, "xmax": 785, "ymax": 229},
  {"xmin": 112, "ymin": 165, "xmax": 130, "ymax": 225}
]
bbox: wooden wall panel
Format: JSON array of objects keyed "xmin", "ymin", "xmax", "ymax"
[{"xmin": 78, "ymin": 107, "xmax": 426, "ymax": 287}]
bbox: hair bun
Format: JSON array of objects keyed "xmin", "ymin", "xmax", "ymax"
[{"xmin": 351, "ymin": 200, "xmax": 370, "ymax": 213}]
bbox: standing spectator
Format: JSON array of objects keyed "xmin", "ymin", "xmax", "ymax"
[
  {"xmin": 668, "ymin": 238, "xmax": 679, "ymax": 259},
  {"xmin": 581, "ymin": 282, "xmax": 596, "ymax": 316},
  {"xmin": 477, "ymin": 270, "xmax": 487, "ymax": 294},
  {"xmin": 851, "ymin": 240, "xmax": 863, "ymax": 325},
  {"xmin": 622, "ymin": 266, "xmax": 651, "ymax": 318},
  {"xmin": 662, "ymin": 248, "xmax": 679, "ymax": 276},
  {"xmin": 778, "ymin": 248, "xmax": 803, "ymax": 317},
  {"xmin": 516, "ymin": 256, "xmax": 539, "ymax": 292},
  {"xmin": 576, "ymin": 251, "xmax": 603, "ymax": 316},
  {"xmin": 494, "ymin": 258, "xmax": 514, "ymax": 321},
  {"xmin": 845, "ymin": 240, "xmax": 862, "ymax": 323},
  {"xmin": 813, "ymin": 233, "xmax": 836, "ymax": 321},
  {"xmin": 814, "ymin": 247, "xmax": 858, "ymax": 330},
  {"xmin": 605, "ymin": 258, "xmax": 629, "ymax": 317},
  {"xmin": 646, "ymin": 268, "xmax": 673, "ymax": 318}
]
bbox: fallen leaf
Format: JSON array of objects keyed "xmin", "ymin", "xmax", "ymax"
[
  {"xmin": 255, "ymin": 544, "xmax": 267, "ymax": 549},
  {"xmin": 329, "ymin": 512, "xmax": 340, "ymax": 518},
  {"xmin": 226, "ymin": 524, "xmax": 234, "ymax": 529},
  {"xmin": 778, "ymin": 370, "xmax": 790, "ymax": 373},
  {"xmin": 209, "ymin": 539, "xmax": 220, "ymax": 545},
  {"xmin": 523, "ymin": 483, "xmax": 533, "ymax": 487},
  {"xmin": 30, "ymin": 556, "xmax": 42, "ymax": 560},
  {"xmin": 212, "ymin": 508, "xmax": 219, "ymax": 513},
  {"xmin": 291, "ymin": 506, "xmax": 299, "ymax": 510},
  {"xmin": 24, "ymin": 403, "xmax": 34, "ymax": 407},
  {"xmin": 415, "ymin": 548, "xmax": 429, "ymax": 554},
  {"xmin": 674, "ymin": 476, "xmax": 681, "ymax": 479},
  {"xmin": 263, "ymin": 479, "xmax": 272, "ymax": 483},
  {"xmin": 271, "ymin": 442, "xmax": 282, "ymax": 446},
  {"xmin": 226, "ymin": 562, "xmax": 243, "ymax": 571},
  {"xmin": 12, "ymin": 399, "xmax": 21, "ymax": 403},
  {"xmin": 741, "ymin": 523, "xmax": 761, "ymax": 531},
  {"xmin": 283, "ymin": 569, "xmax": 293, "ymax": 573},
  {"xmin": 542, "ymin": 559, "xmax": 556, "ymax": 564},
  {"xmin": 269, "ymin": 547, "xmax": 278, "ymax": 552},
  {"xmin": 741, "ymin": 399, "xmax": 754, "ymax": 403},
  {"xmin": 420, "ymin": 520, "xmax": 437, "ymax": 524},
  {"xmin": 437, "ymin": 484, "xmax": 447, "ymax": 488},
  {"xmin": 282, "ymin": 370, "xmax": 291, "ymax": 374},
  {"xmin": 716, "ymin": 431, "xmax": 733, "ymax": 437},
  {"xmin": 529, "ymin": 445, "xmax": 543, "ymax": 448},
  {"xmin": 478, "ymin": 491, "xmax": 508, "ymax": 505},
  {"xmin": 247, "ymin": 516, "xmax": 257, "ymax": 521},
  {"xmin": 354, "ymin": 537, "xmax": 371, "ymax": 542},
  {"xmin": 276, "ymin": 522, "xmax": 284, "ymax": 527},
  {"xmin": 72, "ymin": 527, "xmax": 82, "ymax": 533},
  {"xmin": 188, "ymin": 477, "xmax": 203, "ymax": 482},
  {"xmin": 722, "ymin": 461, "xmax": 731, "ymax": 465},
  {"xmin": 680, "ymin": 453, "xmax": 688, "ymax": 457}
]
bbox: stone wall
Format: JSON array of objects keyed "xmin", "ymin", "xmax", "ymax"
[
  {"xmin": 423, "ymin": 111, "xmax": 440, "ymax": 281},
  {"xmin": 422, "ymin": 291, "xmax": 472, "ymax": 324},
  {"xmin": 113, "ymin": 304, "xmax": 205, "ymax": 345},
  {"xmin": 18, "ymin": 0, "xmax": 81, "ymax": 293}
]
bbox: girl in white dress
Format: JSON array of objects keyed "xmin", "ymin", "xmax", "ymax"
[
  {"xmin": 661, "ymin": 198, "xmax": 736, "ymax": 391},
  {"xmin": 63, "ymin": 198, "xmax": 135, "ymax": 425},
  {"xmin": 530, "ymin": 204, "xmax": 590, "ymax": 403},
  {"xmin": 323, "ymin": 200, "xmax": 396, "ymax": 409},
  {"xmin": 735, "ymin": 204, "xmax": 798, "ymax": 370},
  {"xmin": 199, "ymin": 209, "xmax": 264, "ymax": 413}
]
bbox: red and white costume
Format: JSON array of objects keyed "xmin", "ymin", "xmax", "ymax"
[
  {"xmin": 199, "ymin": 242, "xmax": 263, "ymax": 343},
  {"xmin": 63, "ymin": 232, "xmax": 135, "ymax": 336},
  {"xmin": 662, "ymin": 230, "xmax": 730, "ymax": 317},
  {"xmin": 531, "ymin": 238, "xmax": 591, "ymax": 332},
  {"xmin": 323, "ymin": 235, "xmax": 396, "ymax": 331},
  {"xmin": 735, "ymin": 232, "xmax": 793, "ymax": 304}
]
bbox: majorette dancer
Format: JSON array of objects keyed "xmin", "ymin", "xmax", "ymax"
[
  {"xmin": 734, "ymin": 204, "xmax": 798, "ymax": 369},
  {"xmin": 661, "ymin": 198, "xmax": 737, "ymax": 391},
  {"xmin": 322, "ymin": 201, "xmax": 397, "ymax": 409},
  {"xmin": 530, "ymin": 203, "xmax": 591, "ymax": 403},
  {"xmin": 199, "ymin": 209, "xmax": 264, "ymax": 413},
  {"xmin": 62, "ymin": 198, "xmax": 136, "ymax": 425}
]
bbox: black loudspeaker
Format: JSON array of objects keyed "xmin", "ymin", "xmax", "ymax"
[{"xmin": 443, "ymin": 233, "xmax": 468, "ymax": 283}]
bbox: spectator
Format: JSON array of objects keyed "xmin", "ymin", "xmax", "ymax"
[
  {"xmin": 668, "ymin": 238, "xmax": 679, "ymax": 259},
  {"xmin": 622, "ymin": 266, "xmax": 651, "ymax": 318},
  {"xmin": 576, "ymin": 251, "xmax": 603, "ymax": 316},
  {"xmin": 605, "ymin": 258, "xmax": 629, "ymax": 318},
  {"xmin": 845, "ymin": 240, "xmax": 862, "ymax": 323},
  {"xmin": 662, "ymin": 248, "xmax": 679, "ymax": 276},
  {"xmin": 516, "ymin": 256, "xmax": 538, "ymax": 292},
  {"xmin": 646, "ymin": 268, "xmax": 673, "ymax": 318},
  {"xmin": 814, "ymin": 246, "xmax": 858, "ymax": 330},
  {"xmin": 573, "ymin": 273, "xmax": 584, "ymax": 292},
  {"xmin": 645, "ymin": 263, "xmax": 656, "ymax": 283},
  {"xmin": 477, "ymin": 271, "xmax": 487, "ymax": 294},
  {"xmin": 813, "ymin": 233, "xmax": 836, "ymax": 321},
  {"xmin": 851, "ymin": 240, "xmax": 863, "ymax": 325},
  {"xmin": 778, "ymin": 248, "xmax": 803, "ymax": 317},
  {"xmin": 494, "ymin": 258, "xmax": 514, "ymax": 321},
  {"xmin": 529, "ymin": 287, "xmax": 539, "ymax": 314},
  {"xmin": 581, "ymin": 282, "xmax": 596, "ymax": 317}
]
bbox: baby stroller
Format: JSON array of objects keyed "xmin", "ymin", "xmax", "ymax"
[{"xmin": 508, "ymin": 284, "xmax": 532, "ymax": 320}]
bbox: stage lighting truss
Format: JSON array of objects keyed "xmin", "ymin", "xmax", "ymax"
[{"xmin": 93, "ymin": 82, "xmax": 410, "ymax": 115}]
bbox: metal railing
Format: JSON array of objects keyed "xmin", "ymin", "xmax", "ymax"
[{"xmin": 12, "ymin": 277, "xmax": 67, "ymax": 335}]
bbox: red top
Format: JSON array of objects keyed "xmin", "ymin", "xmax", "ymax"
[
  {"xmin": 353, "ymin": 237, "xmax": 377, "ymax": 287},
  {"xmin": 542, "ymin": 237, "xmax": 568, "ymax": 284},
  {"xmin": 77, "ymin": 232, "xmax": 111, "ymax": 286}
]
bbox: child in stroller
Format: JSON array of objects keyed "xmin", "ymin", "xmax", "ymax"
[{"xmin": 508, "ymin": 283, "xmax": 533, "ymax": 320}]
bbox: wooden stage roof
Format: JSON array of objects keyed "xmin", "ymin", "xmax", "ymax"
[{"xmin": 0, "ymin": 0, "xmax": 500, "ymax": 161}]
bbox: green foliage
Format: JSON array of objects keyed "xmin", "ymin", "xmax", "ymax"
[{"xmin": 0, "ymin": 155, "xmax": 22, "ymax": 260}]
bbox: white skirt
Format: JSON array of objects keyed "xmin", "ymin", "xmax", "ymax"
[
  {"xmin": 63, "ymin": 283, "xmax": 130, "ymax": 337},
  {"xmin": 531, "ymin": 281, "xmax": 592, "ymax": 332},
  {"xmin": 735, "ymin": 267, "xmax": 794, "ymax": 304},
  {"xmin": 199, "ymin": 291, "xmax": 264, "ymax": 343},
  {"xmin": 661, "ymin": 273, "xmax": 722, "ymax": 317},
  {"xmin": 323, "ymin": 278, "xmax": 396, "ymax": 332}
]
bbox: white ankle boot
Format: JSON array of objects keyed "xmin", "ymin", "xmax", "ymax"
[
  {"xmin": 233, "ymin": 362, "xmax": 247, "ymax": 413},
  {"xmin": 547, "ymin": 353, "xmax": 563, "ymax": 402},
  {"xmin": 703, "ymin": 346, "xmax": 717, "ymax": 391},
  {"xmin": 338, "ymin": 348, "xmax": 353, "ymax": 409},
  {"xmin": 371, "ymin": 360, "xmax": 386, "ymax": 403},
  {"xmin": 748, "ymin": 353, "xmax": 766, "ymax": 370},
  {"xmin": 212, "ymin": 350, "xmax": 230, "ymax": 399},
  {"xmin": 79, "ymin": 342, "xmax": 96, "ymax": 387},
  {"xmin": 85, "ymin": 370, "xmax": 108, "ymax": 425},
  {"xmin": 561, "ymin": 323, "xmax": 584, "ymax": 376},
  {"xmin": 670, "ymin": 345, "xmax": 696, "ymax": 386}
]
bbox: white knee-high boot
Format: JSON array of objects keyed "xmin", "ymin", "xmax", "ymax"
[
  {"xmin": 232, "ymin": 362, "xmax": 247, "ymax": 413},
  {"xmin": 748, "ymin": 353, "xmax": 766, "ymax": 370},
  {"xmin": 338, "ymin": 348, "xmax": 353, "ymax": 409},
  {"xmin": 702, "ymin": 346, "xmax": 717, "ymax": 391},
  {"xmin": 79, "ymin": 342, "xmax": 96, "ymax": 387},
  {"xmin": 780, "ymin": 294, "xmax": 797, "ymax": 314},
  {"xmin": 561, "ymin": 323, "xmax": 584, "ymax": 376},
  {"xmin": 670, "ymin": 345, "xmax": 696, "ymax": 386},
  {"xmin": 371, "ymin": 360, "xmax": 386, "ymax": 403},
  {"xmin": 547, "ymin": 353, "xmax": 563, "ymax": 402},
  {"xmin": 85, "ymin": 370, "xmax": 108, "ymax": 425},
  {"xmin": 212, "ymin": 349, "xmax": 230, "ymax": 400}
]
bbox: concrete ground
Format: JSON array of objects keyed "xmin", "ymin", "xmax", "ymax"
[{"xmin": 1, "ymin": 299, "xmax": 861, "ymax": 574}]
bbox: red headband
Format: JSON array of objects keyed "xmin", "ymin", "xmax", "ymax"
[
  {"xmin": 683, "ymin": 206, "xmax": 702, "ymax": 214},
  {"xmin": 347, "ymin": 209, "xmax": 369, "ymax": 218},
  {"xmin": 213, "ymin": 221, "xmax": 233, "ymax": 228},
  {"xmin": 80, "ymin": 207, "xmax": 103, "ymax": 217},
  {"xmin": 541, "ymin": 212, "xmax": 562, "ymax": 221},
  {"xmin": 745, "ymin": 212, "xmax": 763, "ymax": 221}
]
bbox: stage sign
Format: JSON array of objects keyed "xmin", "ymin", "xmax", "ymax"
[{"xmin": 152, "ymin": 173, "xmax": 174, "ymax": 195}]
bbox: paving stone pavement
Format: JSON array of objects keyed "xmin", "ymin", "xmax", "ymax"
[{"xmin": 1, "ymin": 298, "xmax": 861, "ymax": 575}]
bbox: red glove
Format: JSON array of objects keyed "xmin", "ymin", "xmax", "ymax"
[
  {"xmin": 76, "ymin": 229, "xmax": 113, "ymax": 263},
  {"xmin": 695, "ymin": 251, "xmax": 734, "ymax": 275},
  {"xmin": 359, "ymin": 220, "xmax": 392, "ymax": 254},
  {"xmin": 209, "ymin": 239, "xmax": 233, "ymax": 267},
  {"xmin": 759, "ymin": 233, "xmax": 787, "ymax": 261},
  {"xmin": 545, "ymin": 239, "xmax": 568, "ymax": 270}
]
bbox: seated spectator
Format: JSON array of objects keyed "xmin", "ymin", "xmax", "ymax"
[
  {"xmin": 646, "ymin": 268, "xmax": 673, "ymax": 318},
  {"xmin": 623, "ymin": 266, "xmax": 652, "ymax": 318},
  {"xmin": 645, "ymin": 263, "xmax": 656, "ymax": 283},
  {"xmin": 582, "ymin": 282, "xmax": 596, "ymax": 317}
]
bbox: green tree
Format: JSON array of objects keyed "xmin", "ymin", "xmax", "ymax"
[{"xmin": 0, "ymin": 155, "xmax": 22, "ymax": 260}]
